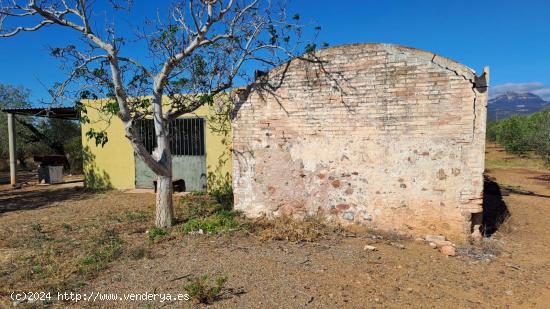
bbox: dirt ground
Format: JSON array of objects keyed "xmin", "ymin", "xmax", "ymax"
[{"xmin": 1, "ymin": 144, "xmax": 550, "ymax": 308}]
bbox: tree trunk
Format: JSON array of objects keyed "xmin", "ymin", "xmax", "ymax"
[
  {"xmin": 153, "ymin": 115, "xmax": 174, "ymax": 228},
  {"xmin": 155, "ymin": 175, "xmax": 174, "ymax": 227}
]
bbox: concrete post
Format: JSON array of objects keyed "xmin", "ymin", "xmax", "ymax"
[{"xmin": 7, "ymin": 113, "xmax": 17, "ymax": 186}]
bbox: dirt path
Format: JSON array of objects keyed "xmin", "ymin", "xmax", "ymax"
[
  {"xmin": 484, "ymin": 165, "xmax": 550, "ymax": 308},
  {"xmin": 1, "ymin": 147, "xmax": 549, "ymax": 308}
]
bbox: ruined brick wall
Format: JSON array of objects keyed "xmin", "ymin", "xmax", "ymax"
[{"xmin": 232, "ymin": 43, "xmax": 488, "ymax": 241}]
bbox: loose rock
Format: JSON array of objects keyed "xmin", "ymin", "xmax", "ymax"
[
  {"xmin": 440, "ymin": 245, "xmax": 456, "ymax": 256},
  {"xmin": 431, "ymin": 239, "xmax": 454, "ymax": 248},
  {"xmin": 425, "ymin": 235, "xmax": 446, "ymax": 242},
  {"xmin": 343, "ymin": 212, "xmax": 355, "ymax": 221},
  {"xmin": 364, "ymin": 245, "xmax": 377, "ymax": 251},
  {"xmin": 390, "ymin": 242, "xmax": 406, "ymax": 249}
]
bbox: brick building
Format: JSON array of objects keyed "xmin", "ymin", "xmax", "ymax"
[{"xmin": 232, "ymin": 43, "xmax": 488, "ymax": 241}]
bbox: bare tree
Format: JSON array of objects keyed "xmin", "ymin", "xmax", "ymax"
[{"xmin": 0, "ymin": 0, "xmax": 318, "ymax": 227}]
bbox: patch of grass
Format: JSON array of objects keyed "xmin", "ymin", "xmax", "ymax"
[
  {"xmin": 179, "ymin": 194, "xmax": 228, "ymax": 219},
  {"xmin": 0, "ymin": 193, "xmax": 159, "ymax": 296},
  {"xmin": 254, "ymin": 215, "xmax": 337, "ymax": 242},
  {"xmin": 485, "ymin": 142, "xmax": 548, "ymax": 171},
  {"xmin": 61, "ymin": 223, "xmax": 74, "ymax": 233},
  {"xmin": 110, "ymin": 209, "xmax": 152, "ymax": 223},
  {"xmin": 183, "ymin": 275, "xmax": 227, "ymax": 304},
  {"xmin": 178, "ymin": 193, "xmax": 345, "ymax": 240},
  {"xmin": 31, "ymin": 222, "xmax": 42, "ymax": 232},
  {"xmin": 181, "ymin": 210, "xmax": 240, "ymax": 234},
  {"xmin": 24, "ymin": 250, "xmax": 55, "ymax": 280},
  {"xmin": 128, "ymin": 246, "xmax": 150, "ymax": 260},
  {"xmin": 485, "ymin": 157, "xmax": 546, "ymax": 170},
  {"xmin": 3, "ymin": 225, "xmax": 126, "ymax": 293},
  {"xmin": 148, "ymin": 227, "xmax": 168, "ymax": 241},
  {"xmin": 78, "ymin": 228, "xmax": 122, "ymax": 276},
  {"xmin": 178, "ymin": 194, "xmax": 241, "ymax": 235},
  {"xmin": 27, "ymin": 222, "xmax": 52, "ymax": 248},
  {"xmin": 3, "ymin": 245, "xmax": 77, "ymax": 291},
  {"xmin": 122, "ymin": 209, "xmax": 152, "ymax": 223},
  {"xmin": 31, "ymin": 264, "xmax": 45, "ymax": 277}
]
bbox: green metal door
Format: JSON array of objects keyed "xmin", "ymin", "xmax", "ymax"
[{"xmin": 134, "ymin": 118, "xmax": 207, "ymax": 191}]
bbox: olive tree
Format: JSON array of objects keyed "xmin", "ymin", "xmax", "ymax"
[{"xmin": 0, "ymin": 0, "xmax": 318, "ymax": 227}]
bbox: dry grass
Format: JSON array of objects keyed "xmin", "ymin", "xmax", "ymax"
[
  {"xmin": 485, "ymin": 157, "xmax": 547, "ymax": 170},
  {"xmin": 456, "ymin": 238, "xmax": 505, "ymax": 261},
  {"xmin": 495, "ymin": 214, "xmax": 516, "ymax": 235},
  {"xmin": 480, "ymin": 237, "xmax": 506, "ymax": 256},
  {"xmin": 485, "ymin": 143, "xmax": 548, "ymax": 171},
  {"xmin": 0, "ymin": 191, "xmax": 350, "ymax": 298},
  {"xmin": 0, "ymin": 205, "xmax": 155, "ymax": 295},
  {"xmin": 252, "ymin": 214, "xmax": 344, "ymax": 243}
]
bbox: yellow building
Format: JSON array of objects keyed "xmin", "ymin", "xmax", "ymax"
[{"xmin": 81, "ymin": 100, "xmax": 231, "ymax": 191}]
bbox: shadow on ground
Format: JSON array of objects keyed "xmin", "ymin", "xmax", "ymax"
[
  {"xmin": 482, "ymin": 175, "xmax": 510, "ymax": 236},
  {"xmin": 0, "ymin": 170, "xmax": 37, "ymax": 185},
  {"xmin": 0, "ymin": 185, "xmax": 94, "ymax": 214}
]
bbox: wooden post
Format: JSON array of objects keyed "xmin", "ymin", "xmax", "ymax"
[{"xmin": 7, "ymin": 112, "xmax": 17, "ymax": 186}]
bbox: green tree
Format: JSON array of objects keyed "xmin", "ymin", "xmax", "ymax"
[
  {"xmin": 530, "ymin": 110, "xmax": 550, "ymax": 164},
  {"xmin": 0, "ymin": 84, "xmax": 82, "ymax": 172},
  {"xmin": 495, "ymin": 116, "xmax": 531, "ymax": 154},
  {"xmin": 487, "ymin": 109, "xmax": 550, "ymax": 164},
  {"xmin": 0, "ymin": 84, "xmax": 32, "ymax": 168}
]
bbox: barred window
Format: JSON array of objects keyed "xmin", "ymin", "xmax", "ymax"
[{"xmin": 135, "ymin": 118, "xmax": 205, "ymax": 156}]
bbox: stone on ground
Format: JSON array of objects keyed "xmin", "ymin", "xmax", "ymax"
[{"xmin": 440, "ymin": 245, "xmax": 456, "ymax": 256}]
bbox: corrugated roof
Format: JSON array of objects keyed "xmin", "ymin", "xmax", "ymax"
[{"xmin": 1, "ymin": 107, "xmax": 79, "ymax": 120}]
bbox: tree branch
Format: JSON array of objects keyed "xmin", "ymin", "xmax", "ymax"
[{"xmin": 0, "ymin": 19, "xmax": 53, "ymax": 37}]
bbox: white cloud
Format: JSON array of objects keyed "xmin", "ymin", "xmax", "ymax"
[{"xmin": 491, "ymin": 82, "xmax": 550, "ymax": 100}]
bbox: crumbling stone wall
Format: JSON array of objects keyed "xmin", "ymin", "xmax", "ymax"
[{"xmin": 232, "ymin": 43, "xmax": 488, "ymax": 241}]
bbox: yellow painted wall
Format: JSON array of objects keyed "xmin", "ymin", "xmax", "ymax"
[{"xmin": 81, "ymin": 100, "xmax": 232, "ymax": 190}]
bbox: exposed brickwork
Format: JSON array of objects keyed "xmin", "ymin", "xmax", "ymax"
[{"xmin": 232, "ymin": 43, "xmax": 488, "ymax": 241}]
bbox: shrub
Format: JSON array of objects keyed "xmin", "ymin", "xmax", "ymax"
[
  {"xmin": 210, "ymin": 181, "xmax": 233, "ymax": 210},
  {"xmin": 207, "ymin": 171, "xmax": 234, "ymax": 209},
  {"xmin": 183, "ymin": 275, "xmax": 227, "ymax": 304}
]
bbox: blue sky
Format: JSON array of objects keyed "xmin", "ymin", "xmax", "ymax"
[{"xmin": 1, "ymin": 0, "xmax": 549, "ymax": 103}]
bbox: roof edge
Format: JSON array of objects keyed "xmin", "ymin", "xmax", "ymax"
[{"xmin": 271, "ymin": 42, "xmax": 479, "ymax": 80}]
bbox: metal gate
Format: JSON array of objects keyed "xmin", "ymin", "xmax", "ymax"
[{"xmin": 134, "ymin": 118, "xmax": 207, "ymax": 191}]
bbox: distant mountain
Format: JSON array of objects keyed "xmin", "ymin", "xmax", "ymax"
[{"xmin": 487, "ymin": 92, "xmax": 550, "ymax": 122}]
